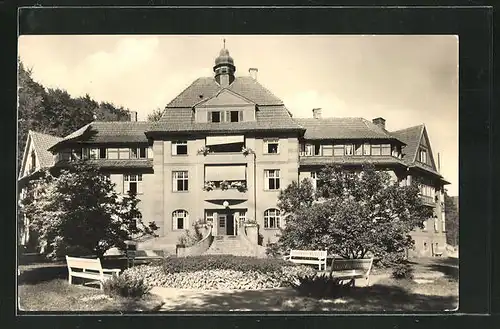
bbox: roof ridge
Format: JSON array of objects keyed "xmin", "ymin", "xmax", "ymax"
[{"xmin": 391, "ymin": 124, "xmax": 425, "ymax": 134}]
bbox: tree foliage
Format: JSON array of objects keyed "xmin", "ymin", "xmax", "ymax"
[
  {"xmin": 20, "ymin": 162, "xmax": 158, "ymax": 259},
  {"xmin": 444, "ymin": 193, "xmax": 459, "ymax": 246},
  {"xmin": 17, "ymin": 60, "xmax": 133, "ymax": 172},
  {"xmin": 147, "ymin": 107, "xmax": 164, "ymax": 122},
  {"xmin": 275, "ymin": 164, "xmax": 433, "ymax": 260}
]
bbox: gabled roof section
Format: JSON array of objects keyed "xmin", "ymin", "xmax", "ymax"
[
  {"xmin": 149, "ymin": 105, "xmax": 303, "ymax": 134},
  {"xmin": 391, "ymin": 124, "xmax": 439, "ymax": 172},
  {"xmin": 19, "ymin": 131, "xmax": 63, "ymax": 179},
  {"xmin": 165, "ymin": 76, "xmax": 283, "ymax": 109},
  {"xmin": 295, "ymin": 117, "xmax": 404, "ymax": 142},
  {"xmin": 49, "ymin": 122, "xmax": 153, "ymax": 151},
  {"xmin": 194, "ymin": 88, "xmax": 256, "ymax": 108}
]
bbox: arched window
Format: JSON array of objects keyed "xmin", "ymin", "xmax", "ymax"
[
  {"xmin": 173, "ymin": 210, "xmax": 188, "ymax": 230},
  {"xmin": 264, "ymin": 208, "xmax": 281, "ymax": 229}
]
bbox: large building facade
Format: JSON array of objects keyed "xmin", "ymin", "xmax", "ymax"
[{"xmin": 18, "ymin": 46, "xmax": 449, "ymax": 257}]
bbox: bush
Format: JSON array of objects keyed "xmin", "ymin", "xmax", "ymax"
[
  {"xmin": 160, "ymin": 255, "xmax": 290, "ymax": 274},
  {"xmin": 280, "ymin": 265, "xmax": 317, "ymax": 285},
  {"xmin": 391, "ymin": 262, "xmax": 414, "ymax": 280},
  {"xmin": 177, "ymin": 226, "xmax": 203, "ymax": 247},
  {"xmin": 290, "ymin": 275, "xmax": 350, "ymax": 299},
  {"xmin": 102, "ymin": 273, "xmax": 151, "ymax": 299}
]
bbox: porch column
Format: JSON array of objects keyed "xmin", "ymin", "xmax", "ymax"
[
  {"xmin": 213, "ymin": 211, "xmax": 218, "ymax": 235},
  {"xmin": 234, "ymin": 211, "xmax": 239, "ymax": 235}
]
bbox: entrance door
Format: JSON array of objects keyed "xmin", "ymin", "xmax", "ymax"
[
  {"xmin": 218, "ymin": 214, "xmax": 227, "ymax": 235},
  {"xmin": 226, "ymin": 214, "xmax": 235, "ymax": 235}
]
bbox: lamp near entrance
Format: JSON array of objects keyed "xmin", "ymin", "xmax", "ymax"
[{"xmin": 223, "ymin": 201, "xmax": 229, "ymax": 208}]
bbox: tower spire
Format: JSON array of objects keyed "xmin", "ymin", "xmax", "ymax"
[{"xmin": 223, "ymin": 38, "xmax": 226, "ymax": 49}]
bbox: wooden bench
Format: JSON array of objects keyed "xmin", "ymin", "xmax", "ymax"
[
  {"xmin": 283, "ymin": 249, "xmax": 327, "ymax": 271},
  {"xmin": 66, "ymin": 256, "xmax": 121, "ymax": 289},
  {"xmin": 328, "ymin": 257, "xmax": 374, "ymax": 286}
]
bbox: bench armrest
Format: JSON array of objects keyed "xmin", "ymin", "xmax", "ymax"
[
  {"xmin": 102, "ymin": 268, "xmax": 121, "ymax": 274},
  {"xmin": 283, "ymin": 255, "xmax": 291, "ymax": 260}
]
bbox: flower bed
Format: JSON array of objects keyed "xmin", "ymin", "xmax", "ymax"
[{"xmin": 123, "ymin": 256, "xmax": 317, "ymax": 290}]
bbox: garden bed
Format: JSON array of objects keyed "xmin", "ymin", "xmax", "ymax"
[{"xmin": 123, "ymin": 255, "xmax": 317, "ymax": 290}]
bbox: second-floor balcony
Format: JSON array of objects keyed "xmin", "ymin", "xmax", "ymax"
[{"xmin": 202, "ymin": 180, "xmax": 249, "ymax": 200}]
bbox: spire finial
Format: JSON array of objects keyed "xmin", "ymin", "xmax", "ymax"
[{"xmin": 223, "ymin": 38, "xmax": 226, "ymax": 49}]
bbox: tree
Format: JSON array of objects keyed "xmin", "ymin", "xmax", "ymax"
[
  {"xmin": 275, "ymin": 164, "xmax": 433, "ymax": 261},
  {"xmin": 444, "ymin": 193, "xmax": 459, "ymax": 246},
  {"xmin": 20, "ymin": 162, "xmax": 158, "ymax": 259},
  {"xmin": 147, "ymin": 108, "xmax": 164, "ymax": 122},
  {"xmin": 95, "ymin": 101, "xmax": 132, "ymax": 122}
]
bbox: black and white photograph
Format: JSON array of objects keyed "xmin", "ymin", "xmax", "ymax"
[{"xmin": 17, "ymin": 34, "xmax": 459, "ymax": 312}]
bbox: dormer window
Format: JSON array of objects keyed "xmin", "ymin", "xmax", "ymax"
[
  {"xmin": 419, "ymin": 148, "xmax": 428, "ymax": 163},
  {"xmin": 208, "ymin": 110, "xmax": 243, "ymax": 123}
]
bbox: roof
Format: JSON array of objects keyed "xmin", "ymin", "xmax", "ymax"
[
  {"xmin": 391, "ymin": 125, "xmax": 424, "ymax": 165},
  {"xmin": 29, "ymin": 131, "xmax": 64, "ymax": 168},
  {"xmin": 149, "ymin": 105, "xmax": 304, "ymax": 134},
  {"xmin": 300, "ymin": 155, "xmax": 406, "ymax": 166},
  {"xmin": 55, "ymin": 159, "xmax": 153, "ymax": 170},
  {"xmin": 295, "ymin": 117, "xmax": 404, "ymax": 142},
  {"xmin": 50, "ymin": 122, "xmax": 153, "ymax": 150},
  {"xmin": 165, "ymin": 76, "xmax": 283, "ymax": 108}
]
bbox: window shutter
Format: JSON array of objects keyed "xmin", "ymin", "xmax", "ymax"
[
  {"xmin": 137, "ymin": 181, "xmax": 143, "ymax": 194},
  {"xmin": 239, "ymin": 111, "xmax": 243, "ymax": 122},
  {"xmin": 264, "ymin": 171, "xmax": 269, "ymax": 190},
  {"xmin": 207, "ymin": 111, "xmax": 211, "ymax": 122},
  {"xmin": 172, "ymin": 172, "xmax": 176, "ymax": 191},
  {"xmin": 171, "ymin": 142, "xmax": 177, "ymax": 156}
]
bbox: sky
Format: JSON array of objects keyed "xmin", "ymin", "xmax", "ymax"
[{"xmin": 18, "ymin": 35, "xmax": 458, "ymax": 195}]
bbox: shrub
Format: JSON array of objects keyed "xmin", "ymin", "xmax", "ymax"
[
  {"xmin": 290, "ymin": 275, "xmax": 350, "ymax": 299},
  {"xmin": 280, "ymin": 265, "xmax": 317, "ymax": 285},
  {"xmin": 391, "ymin": 262, "xmax": 414, "ymax": 280},
  {"xmin": 102, "ymin": 273, "xmax": 151, "ymax": 299},
  {"xmin": 160, "ymin": 255, "xmax": 291, "ymax": 274},
  {"xmin": 177, "ymin": 226, "xmax": 203, "ymax": 247}
]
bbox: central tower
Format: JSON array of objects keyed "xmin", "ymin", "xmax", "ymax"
[{"xmin": 213, "ymin": 40, "xmax": 236, "ymax": 87}]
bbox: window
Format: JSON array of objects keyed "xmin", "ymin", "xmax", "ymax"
[
  {"xmin": 90, "ymin": 148, "xmax": 99, "ymax": 159},
  {"xmin": 107, "ymin": 148, "xmax": 119, "ymax": 159},
  {"xmin": 30, "ymin": 151, "xmax": 36, "ymax": 171},
  {"xmin": 119, "ymin": 148, "xmax": 129, "ymax": 159},
  {"xmin": 206, "ymin": 211, "xmax": 215, "ymax": 226},
  {"xmin": 371, "ymin": 144, "xmax": 382, "ymax": 156},
  {"xmin": 264, "ymin": 170, "xmax": 281, "ymax": 190},
  {"xmin": 354, "ymin": 144, "xmax": 363, "ymax": 156},
  {"xmin": 99, "ymin": 148, "xmax": 107, "ymax": 159},
  {"xmin": 363, "ymin": 143, "xmax": 371, "ymax": 155},
  {"xmin": 173, "ymin": 171, "xmax": 189, "ymax": 192},
  {"xmin": 264, "ymin": 138, "xmax": 279, "ymax": 154},
  {"xmin": 333, "ymin": 144, "xmax": 344, "ymax": 156},
  {"xmin": 71, "ymin": 149, "xmax": 82, "ymax": 160},
  {"xmin": 123, "ymin": 174, "xmax": 143, "ymax": 195},
  {"xmin": 172, "ymin": 141, "xmax": 188, "ymax": 155},
  {"xmin": 209, "ymin": 111, "xmax": 221, "ymax": 123},
  {"xmin": 130, "ymin": 148, "xmax": 138, "ymax": 159},
  {"xmin": 139, "ymin": 147, "xmax": 147, "ymax": 158},
  {"xmin": 230, "ymin": 110, "xmax": 242, "ymax": 122},
  {"xmin": 305, "ymin": 144, "xmax": 314, "ymax": 156},
  {"xmin": 381, "ymin": 144, "xmax": 391, "ymax": 156},
  {"xmin": 81, "ymin": 148, "xmax": 90, "ymax": 160},
  {"xmin": 172, "ymin": 210, "xmax": 188, "ymax": 230},
  {"xmin": 314, "ymin": 143, "xmax": 321, "ymax": 155},
  {"xmin": 264, "ymin": 209, "xmax": 281, "ymax": 229},
  {"xmin": 322, "ymin": 144, "xmax": 333, "ymax": 156},
  {"xmin": 420, "ymin": 185, "xmax": 435, "ymax": 198},
  {"xmin": 239, "ymin": 211, "xmax": 246, "ymax": 223},
  {"xmin": 419, "ymin": 149, "xmax": 428, "ymax": 163},
  {"xmin": 344, "ymin": 144, "xmax": 354, "ymax": 156}
]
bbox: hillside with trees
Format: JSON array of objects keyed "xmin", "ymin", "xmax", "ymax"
[{"xmin": 17, "ymin": 60, "xmax": 134, "ymax": 172}]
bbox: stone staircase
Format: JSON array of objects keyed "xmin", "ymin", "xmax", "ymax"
[{"xmin": 204, "ymin": 235, "xmax": 256, "ymax": 256}]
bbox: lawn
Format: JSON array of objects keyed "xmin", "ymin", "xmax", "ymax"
[{"xmin": 18, "ymin": 257, "xmax": 163, "ymax": 312}]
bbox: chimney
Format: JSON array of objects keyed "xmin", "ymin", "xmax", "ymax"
[
  {"xmin": 249, "ymin": 68, "xmax": 258, "ymax": 80},
  {"xmin": 129, "ymin": 111, "xmax": 138, "ymax": 122},
  {"xmin": 312, "ymin": 108, "xmax": 322, "ymax": 119},
  {"xmin": 372, "ymin": 117, "xmax": 386, "ymax": 130}
]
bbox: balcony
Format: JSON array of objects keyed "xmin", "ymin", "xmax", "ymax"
[
  {"xmin": 203, "ymin": 152, "xmax": 251, "ymax": 164},
  {"xmin": 202, "ymin": 180, "xmax": 249, "ymax": 200}
]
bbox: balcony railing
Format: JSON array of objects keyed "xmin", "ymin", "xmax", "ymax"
[{"xmin": 202, "ymin": 180, "xmax": 249, "ymax": 200}]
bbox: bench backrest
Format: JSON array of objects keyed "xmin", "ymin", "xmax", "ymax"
[
  {"xmin": 331, "ymin": 258, "xmax": 374, "ymax": 275},
  {"xmin": 290, "ymin": 250, "xmax": 327, "ymax": 259},
  {"xmin": 66, "ymin": 256, "xmax": 103, "ymax": 273}
]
